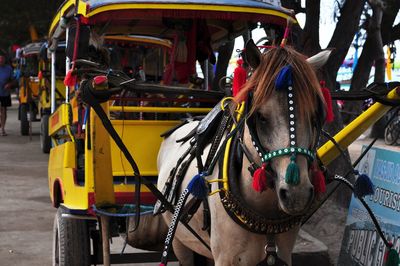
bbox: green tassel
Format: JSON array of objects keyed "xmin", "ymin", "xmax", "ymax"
[
  {"xmin": 385, "ymin": 248, "xmax": 399, "ymax": 266},
  {"xmin": 285, "ymin": 155, "xmax": 300, "ymax": 185}
]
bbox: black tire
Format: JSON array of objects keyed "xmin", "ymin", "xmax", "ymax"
[
  {"xmin": 384, "ymin": 120, "xmax": 400, "ymax": 145},
  {"xmin": 53, "ymin": 208, "xmax": 91, "ymax": 266},
  {"xmin": 20, "ymin": 104, "xmax": 29, "ymax": 136},
  {"xmin": 40, "ymin": 115, "xmax": 51, "ymax": 153}
]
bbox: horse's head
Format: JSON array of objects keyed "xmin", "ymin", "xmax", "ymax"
[{"xmin": 240, "ymin": 40, "xmax": 330, "ymax": 215}]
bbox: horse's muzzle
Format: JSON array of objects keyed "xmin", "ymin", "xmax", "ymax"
[{"xmin": 277, "ymin": 185, "xmax": 314, "ymax": 215}]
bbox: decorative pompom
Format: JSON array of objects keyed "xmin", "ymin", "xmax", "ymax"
[
  {"xmin": 354, "ymin": 173, "xmax": 374, "ymax": 198},
  {"xmin": 64, "ymin": 69, "xmax": 77, "ymax": 87},
  {"xmin": 232, "ymin": 58, "xmax": 247, "ymax": 96},
  {"xmin": 320, "ymin": 80, "xmax": 334, "ymax": 123},
  {"xmin": 384, "ymin": 245, "xmax": 399, "ymax": 266},
  {"xmin": 275, "ymin": 65, "xmax": 293, "ymax": 91},
  {"xmin": 187, "ymin": 173, "xmax": 208, "ymax": 199},
  {"xmin": 285, "ymin": 155, "xmax": 300, "ymax": 185},
  {"xmin": 311, "ymin": 164, "xmax": 326, "ymax": 195},
  {"xmin": 252, "ymin": 163, "xmax": 267, "ymax": 192}
]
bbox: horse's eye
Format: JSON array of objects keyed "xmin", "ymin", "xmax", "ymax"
[{"xmin": 257, "ymin": 113, "xmax": 268, "ymax": 124}]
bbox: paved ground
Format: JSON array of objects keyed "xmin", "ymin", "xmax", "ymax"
[
  {"xmin": 0, "ymin": 98, "xmax": 399, "ymax": 265},
  {"xmin": 0, "ymin": 100, "xmax": 54, "ymax": 266},
  {"xmin": 0, "ymin": 99, "xmax": 168, "ymax": 266}
]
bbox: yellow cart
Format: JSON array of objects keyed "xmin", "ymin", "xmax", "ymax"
[{"xmin": 45, "ymin": 0, "xmax": 400, "ymax": 265}]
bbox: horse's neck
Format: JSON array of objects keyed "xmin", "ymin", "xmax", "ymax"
[{"xmin": 238, "ymin": 128, "xmax": 281, "ymax": 215}]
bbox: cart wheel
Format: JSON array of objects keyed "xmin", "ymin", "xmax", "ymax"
[
  {"xmin": 20, "ymin": 104, "xmax": 29, "ymax": 136},
  {"xmin": 53, "ymin": 208, "xmax": 91, "ymax": 266},
  {"xmin": 40, "ymin": 115, "xmax": 51, "ymax": 153},
  {"xmin": 384, "ymin": 120, "xmax": 400, "ymax": 145}
]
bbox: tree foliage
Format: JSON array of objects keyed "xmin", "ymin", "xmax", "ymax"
[{"xmin": 0, "ymin": 0, "xmax": 64, "ymax": 54}]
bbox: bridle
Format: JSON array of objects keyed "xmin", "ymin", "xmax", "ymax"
[{"xmin": 240, "ymin": 81, "xmax": 321, "ymax": 189}]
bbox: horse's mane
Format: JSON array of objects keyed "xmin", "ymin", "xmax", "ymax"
[{"xmin": 237, "ymin": 46, "xmax": 324, "ymax": 123}]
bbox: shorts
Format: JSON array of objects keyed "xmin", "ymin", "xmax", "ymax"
[{"xmin": 0, "ymin": 95, "xmax": 11, "ymax": 107}]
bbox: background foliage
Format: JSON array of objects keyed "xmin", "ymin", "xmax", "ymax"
[{"xmin": 0, "ymin": 0, "xmax": 64, "ymax": 55}]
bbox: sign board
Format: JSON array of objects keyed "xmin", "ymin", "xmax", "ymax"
[{"xmin": 338, "ymin": 147, "xmax": 400, "ymax": 266}]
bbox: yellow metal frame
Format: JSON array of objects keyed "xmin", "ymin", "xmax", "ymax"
[
  {"xmin": 85, "ymin": 103, "xmax": 115, "ymax": 206},
  {"xmin": 49, "ymin": 0, "xmax": 87, "ymax": 36},
  {"xmin": 105, "ymin": 35, "xmax": 173, "ymax": 49},
  {"xmin": 48, "ymin": 99, "xmax": 212, "ymax": 210},
  {"xmin": 48, "ymin": 103, "xmax": 75, "ymax": 142},
  {"xmin": 317, "ymin": 87, "xmax": 400, "ymax": 166},
  {"xmin": 19, "ymin": 77, "xmax": 40, "ymax": 104},
  {"xmin": 109, "ymin": 106, "xmax": 212, "ymax": 113}
]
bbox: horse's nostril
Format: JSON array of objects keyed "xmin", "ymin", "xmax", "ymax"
[
  {"xmin": 308, "ymin": 187, "xmax": 315, "ymax": 204},
  {"xmin": 279, "ymin": 188, "xmax": 289, "ymax": 201},
  {"xmin": 309, "ymin": 187, "xmax": 314, "ymax": 196}
]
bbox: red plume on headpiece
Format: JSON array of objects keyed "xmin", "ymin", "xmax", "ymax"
[
  {"xmin": 320, "ymin": 80, "xmax": 334, "ymax": 123},
  {"xmin": 311, "ymin": 162, "xmax": 326, "ymax": 196},
  {"xmin": 233, "ymin": 58, "xmax": 247, "ymax": 97}
]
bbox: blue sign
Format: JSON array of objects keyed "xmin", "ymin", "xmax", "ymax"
[{"xmin": 338, "ymin": 147, "xmax": 400, "ymax": 266}]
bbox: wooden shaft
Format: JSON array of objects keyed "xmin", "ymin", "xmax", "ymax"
[{"xmin": 101, "ymin": 216, "xmax": 111, "ymax": 266}]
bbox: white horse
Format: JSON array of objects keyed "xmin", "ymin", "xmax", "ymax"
[{"xmin": 157, "ymin": 40, "xmax": 331, "ymax": 266}]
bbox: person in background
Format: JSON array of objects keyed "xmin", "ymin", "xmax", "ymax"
[{"xmin": 0, "ymin": 55, "xmax": 15, "ymax": 136}]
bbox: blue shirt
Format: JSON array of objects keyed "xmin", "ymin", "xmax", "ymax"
[{"xmin": 0, "ymin": 65, "xmax": 13, "ymax": 97}]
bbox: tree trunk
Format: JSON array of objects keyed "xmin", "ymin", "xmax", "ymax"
[
  {"xmin": 300, "ymin": 0, "xmax": 321, "ymax": 56},
  {"xmin": 381, "ymin": 0, "xmax": 400, "ymax": 45},
  {"xmin": 323, "ymin": 0, "xmax": 366, "ymax": 208},
  {"xmin": 327, "ymin": 1, "xmax": 367, "ymax": 74},
  {"xmin": 350, "ymin": 0, "xmax": 385, "ymax": 138}
]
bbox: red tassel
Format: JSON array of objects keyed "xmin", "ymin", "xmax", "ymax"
[
  {"xmin": 64, "ymin": 70, "xmax": 77, "ymax": 87},
  {"xmin": 253, "ymin": 163, "xmax": 267, "ymax": 192},
  {"xmin": 233, "ymin": 58, "xmax": 247, "ymax": 96},
  {"xmin": 311, "ymin": 163, "xmax": 326, "ymax": 195},
  {"xmin": 320, "ymin": 80, "xmax": 334, "ymax": 123}
]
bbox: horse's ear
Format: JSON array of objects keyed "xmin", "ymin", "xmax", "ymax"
[
  {"xmin": 307, "ymin": 49, "xmax": 333, "ymax": 69},
  {"xmin": 244, "ymin": 39, "xmax": 261, "ymax": 69}
]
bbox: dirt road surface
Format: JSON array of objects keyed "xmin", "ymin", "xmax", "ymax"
[
  {"xmin": 1, "ymin": 97, "xmax": 399, "ymax": 266},
  {"xmin": 0, "ymin": 100, "xmax": 174, "ymax": 266},
  {"xmin": 0, "ymin": 101, "xmax": 54, "ymax": 266}
]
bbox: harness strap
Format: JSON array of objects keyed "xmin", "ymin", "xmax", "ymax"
[
  {"xmin": 80, "ymin": 78, "xmax": 175, "ymax": 217},
  {"xmin": 160, "ymin": 189, "xmax": 190, "ymax": 266},
  {"xmin": 256, "ymin": 235, "xmax": 288, "ymax": 266},
  {"xmin": 160, "ymin": 188, "xmax": 211, "ymax": 266},
  {"xmin": 204, "ymin": 110, "xmax": 232, "ymax": 169},
  {"xmin": 154, "ymin": 141, "xmax": 196, "ymax": 214}
]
